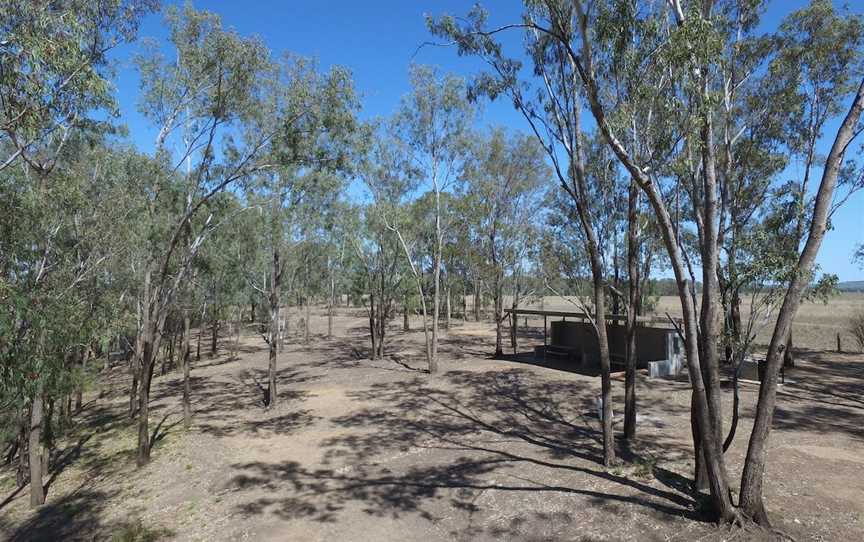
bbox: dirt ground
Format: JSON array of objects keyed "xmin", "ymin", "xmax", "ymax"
[{"xmin": 1, "ymin": 309, "xmax": 862, "ymax": 541}]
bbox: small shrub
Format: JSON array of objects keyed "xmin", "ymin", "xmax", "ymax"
[
  {"xmin": 851, "ymin": 311, "xmax": 864, "ymax": 352},
  {"xmin": 629, "ymin": 456, "xmax": 657, "ymax": 480},
  {"xmin": 111, "ymin": 519, "xmax": 173, "ymax": 542}
]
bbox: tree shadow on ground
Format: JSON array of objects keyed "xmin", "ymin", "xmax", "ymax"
[
  {"xmin": 150, "ymin": 368, "xmax": 320, "ymax": 438},
  {"xmin": 771, "ymin": 353, "xmax": 864, "ymax": 440},
  {"xmin": 3, "ymin": 487, "xmax": 118, "ymax": 542},
  {"xmin": 227, "ymin": 368, "xmax": 704, "ymax": 533}
]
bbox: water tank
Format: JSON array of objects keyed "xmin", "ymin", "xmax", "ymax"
[{"xmin": 550, "ymin": 320, "xmax": 582, "ymax": 348}]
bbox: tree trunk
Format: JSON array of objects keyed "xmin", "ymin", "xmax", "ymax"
[
  {"xmin": 403, "ymin": 294, "xmax": 410, "ymax": 331},
  {"xmin": 136, "ymin": 270, "xmax": 155, "ymax": 467},
  {"xmin": 327, "ymin": 295, "xmax": 334, "ymax": 338},
  {"xmin": 128, "ymin": 356, "xmax": 139, "ymax": 420},
  {"xmin": 473, "ymin": 278, "xmax": 481, "ymax": 322},
  {"xmin": 624, "ymin": 177, "xmax": 639, "ymax": 440},
  {"xmin": 210, "ymin": 318, "xmax": 218, "ymax": 357},
  {"xmin": 76, "ymin": 349, "xmax": 88, "ymax": 412},
  {"xmin": 5, "ymin": 424, "xmax": 19, "ymax": 466},
  {"xmin": 28, "ymin": 390, "xmax": 45, "ymax": 507},
  {"xmin": 41, "ymin": 398, "xmax": 51, "ymax": 475},
  {"xmin": 445, "ymin": 287, "xmax": 451, "ymax": 330},
  {"xmin": 593, "ymin": 270, "xmax": 616, "ymax": 467},
  {"xmin": 182, "ymin": 311, "xmax": 192, "ymax": 428},
  {"xmin": 697, "ymin": 111, "xmax": 727, "ymax": 499},
  {"xmin": 739, "ymin": 76, "xmax": 864, "ymax": 527},
  {"xmin": 136, "ymin": 341, "xmax": 154, "ymax": 467},
  {"xmin": 376, "ymin": 295, "xmax": 386, "ymax": 358},
  {"xmin": 431, "ymin": 201, "xmax": 441, "ymax": 374},
  {"xmin": 234, "ymin": 307, "xmax": 241, "ymax": 358},
  {"xmin": 493, "ymin": 272, "xmax": 504, "ymax": 357},
  {"xmin": 17, "ymin": 415, "xmax": 29, "ymax": 488},
  {"xmin": 268, "ymin": 246, "xmax": 280, "ymax": 408},
  {"xmin": 462, "ymin": 288, "xmax": 467, "ymax": 323},
  {"xmin": 510, "ymin": 297, "xmax": 518, "ymax": 354},
  {"xmin": 304, "ymin": 296, "xmax": 310, "ymax": 345},
  {"xmin": 369, "ymin": 293, "xmax": 377, "ymax": 360},
  {"xmin": 783, "ymin": 333, "xmax": 794, "ymax": 368}
]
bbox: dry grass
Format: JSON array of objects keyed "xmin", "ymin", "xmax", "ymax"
[
  {"xmin": 497, "ymin": 293, "xmax": 864, "ymax": 352},
  {"xmin": 653, "ymin": 292, "xmax": 864, "ymax": 352}
]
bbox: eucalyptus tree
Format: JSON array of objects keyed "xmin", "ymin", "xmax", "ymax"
[
  {"xmin": 351, "ymin": 202, "xmax": 405, "ymax": 359},
  {"xmin": 320, "ymin": 198, "xmax": 354, "ymax": 339},
  {"xmin": 736, "ymin": 1, "xmax": 864, "ymax": 524},
  {"xmin": 462, "ymin": 128, "xmax": 548, "ymax": 357},
  {"xmin": 0, "ymin": 0, "xmax": 155, "ymax": 172},
  {"xmin": 429, "ymin": 7, "xmax": 623, "ymax": 466},
  {"xmin": 243, "ymin": 55, "xmax": 359, "ymax": 407},
  {"xmin": 193, "ymin": 192, "xmax": 250, "ymax": 364},
  {"xmin": 393, "ymin": 65, "xmax": 474, "ymax": 373},
  {"xmin": 129, "ymin": 4, "xmax": 279, "ymax": 465},
  {"xmin": 360, "ymin": 123, "xmax": 434, "ymax": 368},
  {"xmin": 292, "ymin": 171, "xmax": 346, "ymax": 345},
  {"xmin": 431, "ymin": 0, "xmax": 864, "ymax": 525},
  {"xmin": 0, "ymin": 135, "xmax": 141, "ymax": 506},
  {"xmin": 751, "ymin": 2, "xmax": 864, "ymax": 368}
]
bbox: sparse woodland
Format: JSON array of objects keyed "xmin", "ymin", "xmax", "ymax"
[{"xmin": 2, "ymin": 0, "xmax": 864, "ymax": 539}]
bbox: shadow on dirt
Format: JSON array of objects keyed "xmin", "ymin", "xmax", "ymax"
[{"xmin": 227, "ymin": 368, "xmax": 704, "ymax": 534}]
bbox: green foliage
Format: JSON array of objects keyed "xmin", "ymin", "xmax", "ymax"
[{"xmin": 0, "ymin": 0, "xmax": 156, "ymax": 171}]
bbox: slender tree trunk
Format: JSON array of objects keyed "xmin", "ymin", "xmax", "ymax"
[
  {"xmin": 592, "ymin": 267, "xmax": 616, "ymax": 467},
  {"xmin": 510, "ymin": 295, "xmax": 519, "ymax": 354},
  {"xmin": 76, "ymin": 349, "xmax": 88, "ymax": 412},
  {"xmin": 28, "ymin": 387, "xmax": 45, "ymax": 507},
  {"xmin": 403, "ymin": 294, "xmax": 410, "ymax": 331},
  {"xmin": 210, "ymin": 318, "xmax": 218, "ymax": 357},
  {"xmin": 493, "ymin": 271, "xmax": 504, "ymax": 357},
  {"xmin": 182, "ymin": 311, "xmax": 191, "ymax": 428},
  {"xmin": 394, "ymin": 226, "xmax": 433, "ymax": 370},
  {"xmin": 740, "ymin": 77, "xmax": 864, "ymax": 526},
  {"xmin": 376, "ymin": 295, "xmax": 386, "ymax": 358},
  {"xmin": 268, "ymin": 246, "xmax": 280, "ymax": 408},
  {"xmin": 304, "ymin": 296, "xmax": 310, "ymax": 345},
  {"xmin": 431, "ymin": 186, "xmax": 441, "ymax": 374},
  {"xmin": 137, "ymin": 270, "xmax": 155, "ymax": 467},
  {"xmin": 129, "ymin": 329, "xmax": 140, "ymax": 420},
  {"xmin": 136, "ymin": 339, "xmax": 154, "ymax": 466},
  {"xmin": 369, "ymin": 293, "xmax": 377, "ymax": 360},
  {"xmin": 234, "ymin": 307, "xmax": 241, "ymax": 358},
  {"xmin": 462, "ymin": 287, "xmax": 467, "ymax": 324},
  {"xmin": 41, "ymin": 398, "xmax": 52, "ymax": 475},
  {"xmin": 624, "ymin": 177, "xmax": 639, "ymax": 440},
  {"xmin": 697, "ymin": 110, "xmax": 727, "ymax": 499},
  {"xmin": 327, "ymin": 291, "xmax": 334, "ymax": 338},
  {"xmin": 445, "ymin": 287, "xmax": 451, "ymax": 330},
  {"xmin": 473, "ymin": 278, "xmax": 480, "ymax": 322},
  {"xmin": 17, "ymin": 415, "xmax": 29, "ymax": 488},
  {"xmin": 783, "ymin": 333, "xmax": 794, "ymax": 368},
  {"xmin": 5, "ymin": 415, "xmax": 20, "ymax": 466}
]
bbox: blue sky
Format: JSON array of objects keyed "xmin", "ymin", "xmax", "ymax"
[{"xmin": 110, "ymin": 1, "xmax": 863, "ymax": 282}]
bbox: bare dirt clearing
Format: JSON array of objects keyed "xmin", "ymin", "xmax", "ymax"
[{"xmin": 1, "ymin": 309, "xmax": 862, "ymax": 541}]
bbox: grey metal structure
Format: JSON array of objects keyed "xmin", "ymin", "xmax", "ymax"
[{"xmin": 503, "ymin": 308, "xmax": 685, "ymax": 378}]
